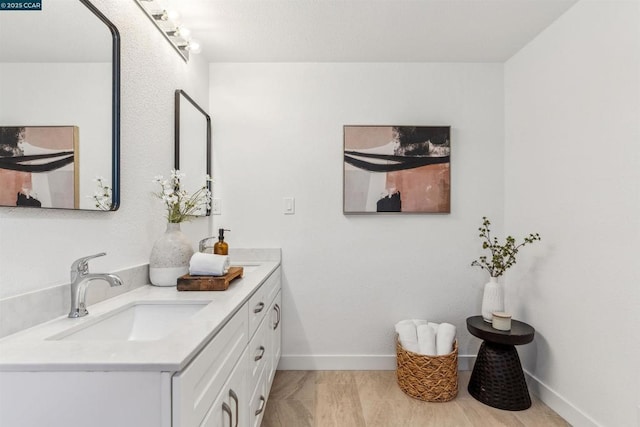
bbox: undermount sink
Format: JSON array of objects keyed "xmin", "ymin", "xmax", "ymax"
[{"xmin": 50, "ymin": 301, "xmax": 210, "ymax": 342}]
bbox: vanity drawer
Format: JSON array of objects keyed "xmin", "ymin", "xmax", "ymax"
[
  {"xmin": 172, "ymin": 303, "xmax": 249, "ymax": 427},
  {"xmin": 247, "ymin": 307, "xmax": 270, "ymax": 394},
  {"xmin": 249, "ymin": 366, "xmax": 268, "ymax": 427},
  {"xmin": 248, "ymin": 267, "xmax": 281, "ymax": 337}
]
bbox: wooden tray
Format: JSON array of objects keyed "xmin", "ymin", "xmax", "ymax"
[{"xmin": 177, "ymin": 266, "xmax": 244, "ymax": 291}]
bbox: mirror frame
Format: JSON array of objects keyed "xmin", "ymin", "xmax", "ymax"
[
  {"xmin": 80, "ymin": 0, "xmax": 121, "ymax": 210},
  {"xmin": 174, "ymin": 89, "xmax": 212, "ymax": 216},
  {"xmin": 0, "ymin": 0, "xmax": 120, "ymax": 211}
]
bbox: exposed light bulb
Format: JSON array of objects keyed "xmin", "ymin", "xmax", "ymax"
[
  {"xmin": 188, "ymin": 40, "xmax": 201, "ymax": 54},
  {"xmin": 178, "ymin": 27, "xmax": 191, "ymax": 39},
  {"xmin": 166, "ymin": 9, "xmax": 180, "ymax": 21}
]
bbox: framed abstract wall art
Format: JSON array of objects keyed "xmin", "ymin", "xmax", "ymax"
[
  {"xmin": 343, "ymin": 125, "xmax": 450, "ymax": 213},
  {"xmin": 0, "ymin": 126, "xmax": 79, "ymax": 209}
]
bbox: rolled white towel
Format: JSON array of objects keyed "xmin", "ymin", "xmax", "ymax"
[
  {"xmin": 436, "ymin": 323, "xmax": 456, "ymax": 355},
  {"xmin": 394, "ymin": 319, "xmax": 414, "ymax": 331},
  {"xmin": 401, "ymin": 339, "xmax": 420, "ymax": 353},
  {"xmin": 427, "ymin": 322, "xmax": 440, "ymax": 334},
  {"xmin": 417, "ymin": 324, "xmax": 437, "ymax": 356},
  {"xmin": 395, "ymin": 319, "xmax": 426, "ymax": 331},
  {"xmin": 394, "ymin": 320, "xmax": 420, "ymax": 352},
  {"xmin": 395, "ymin": 322, "xmax": 418, "ymax": 343},
  {"xmin": 189, "ymin": 253, "xmax": 230, "ymax": 276}
]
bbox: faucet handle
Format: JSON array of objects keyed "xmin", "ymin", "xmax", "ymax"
[{"xmin": 71, "ymin": 252, "xmax": 107, "ymax": 274}]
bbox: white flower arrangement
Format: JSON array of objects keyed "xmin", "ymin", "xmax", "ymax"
[
  {"xmin": 153, "ymin": 169, "xmax": 212, "ymax": 223},
  {"xmin": 90, "ymin": 176, "xmax": 112, "ymax": 211}
]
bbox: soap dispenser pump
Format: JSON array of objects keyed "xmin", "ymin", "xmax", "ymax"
[{"xmin": 214, "ymin": 228, "xmax": 230, "ymax": 255}]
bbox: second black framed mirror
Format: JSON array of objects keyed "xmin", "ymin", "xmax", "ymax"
[{"xmin": 174, "ymin": 89, "xmax": 211, "ymax": 216}]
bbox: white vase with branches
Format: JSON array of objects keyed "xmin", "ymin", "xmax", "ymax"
[
  {"xmin": 471, "ymin": 217, "xmax": 541, "ymax": 322},
  {"xmin": 149, "ymin": 170, "xmax": 212, "ymax": 287}
]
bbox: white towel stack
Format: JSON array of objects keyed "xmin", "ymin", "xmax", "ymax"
[
  {"xmin": 189, "ymin": 253, "xmax": 230, "ymax": 276},
  {"xmin": 394, "ymin": 319, "xmax": 456, "ymax": 356}
]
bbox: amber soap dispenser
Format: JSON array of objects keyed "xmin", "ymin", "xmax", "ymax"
[{"xmin": 213, "ymin": 228, "xmax": 230, "ymax": 255}]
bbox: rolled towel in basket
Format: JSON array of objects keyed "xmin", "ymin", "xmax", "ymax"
[
  {"xmin": 395, "ymin": 322, "xmax": 417, "ymax": 340},
  {"xmin": 400, "ymin": 338, "xmax": 420, "ymax": 353},
  {"xmin": 189, "ymin": 253, "xmax": 230, "ymax": 276},
  {"xmin": 436, "ymin": 323, "xmax": 456, "ymax": 355},
  {"xmin": 395, "ymin": 320, "xmax": 420, "ymax": 352},
  {"xmin": 417, "ymin": 324, "xmax": 437, "ymax": 356},
  {"xmin": 427, "ymin": 322, "xmax": 440, "ymax": 334},
  {"xmin": 394, "ymin": 319, "xmax": 426, "ymax": 331}
]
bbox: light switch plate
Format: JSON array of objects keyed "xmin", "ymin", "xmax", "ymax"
[
  {"xmin": 211, "ymin": 198, "xmax": 222, "ymax": 215},
  {"xmin": 283, "ymin": 197, "xmax": 295, "ymax": 215}
]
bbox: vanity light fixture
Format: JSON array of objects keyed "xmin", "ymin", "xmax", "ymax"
[{"xmin": 134, "ymin": 0, "xmax": 202, "ymax": 62}]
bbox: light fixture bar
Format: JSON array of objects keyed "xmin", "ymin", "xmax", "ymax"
[{"xmin": 134, "ymin": 0, "xmax": 201, "ymax": 62}]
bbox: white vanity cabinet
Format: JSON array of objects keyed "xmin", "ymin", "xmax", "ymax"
[
  {"xmin": 0, "ymin": 260, "xmax": 282, "ymax": 427},
  {"xmin": 174, "ymin": 266, "xmax": 282, "ymax": 427}
]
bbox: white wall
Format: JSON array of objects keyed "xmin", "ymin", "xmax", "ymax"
[
  {"xmin": 504, "ymin": 1, "xmax": 640, "ymax": 426},
  {"xmin": 210, "ymin": 63, "xmax": 505, "ymax": 365},
  {"xmin": 0, "ymin": 0, "xmax": 210, "ymax": 299}
]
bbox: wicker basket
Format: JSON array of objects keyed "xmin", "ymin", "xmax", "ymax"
[{"xmin": 395, "ymin": 336, "xmax": 458, "ymax": 402}]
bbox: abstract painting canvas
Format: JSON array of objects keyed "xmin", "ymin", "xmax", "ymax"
[
  {"xmin": 0, "ymin": 126, "xmax": 79, "ymax": 209},
  {"xmin": 344, "ymin": 125, "xmax": 450, "ymax": 213}
]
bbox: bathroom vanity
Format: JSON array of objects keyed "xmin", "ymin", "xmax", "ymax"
[{"xmin": 0, "ymin": 256, "xmax": 281, "ymax": 427}]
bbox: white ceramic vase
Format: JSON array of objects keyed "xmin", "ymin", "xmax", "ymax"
[
  {"xmin": 481, "ymin": 276, "xmax": 504, "ymax": 322},
  {"xmin": 149, "ymin": 223, "xmax": 194, "ymax": 287}
]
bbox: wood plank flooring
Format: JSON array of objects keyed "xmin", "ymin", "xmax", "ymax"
[{"xmin": 262, "ymin": 370, "xmax": 569, "ymax": 427}]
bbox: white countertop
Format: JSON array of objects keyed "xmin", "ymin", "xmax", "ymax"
[{"xmin": 0, "ymin": 260, "xmax": 280, "ymax": 372}]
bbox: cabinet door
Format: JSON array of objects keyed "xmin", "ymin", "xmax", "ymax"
[
  {"xmin": 173, "ymin": 305, "xmax": 249, "ymax": 427},
  {"xmin": 227, "ymin": 349, "xmax": 249, "ymax": 427},
  {"xmin": 267, "ymin": 290, "xmax": 282, "ymax": 384},
  {"xmin": 201, "ymin": 348, "xmax": 249, "ymax": 427},
  {"xmin": 201, "ymin": 384, "xmax": 231, "ymax": 427}
]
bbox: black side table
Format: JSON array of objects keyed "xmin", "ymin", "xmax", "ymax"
[{"xmin": 466, "ymin": 316, "xmax": 535, "ymax": 411}]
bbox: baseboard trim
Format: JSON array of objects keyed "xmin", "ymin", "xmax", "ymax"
[
  {"xmin": 523, "ymin": 369, "xmax": 602, "ymax": 427},
  {"xmin": 277, "ymin": 354, "xmax": 477, "ymax": 371}
]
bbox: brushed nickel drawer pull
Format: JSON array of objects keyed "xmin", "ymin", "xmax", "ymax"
[
  {"xmin": 273, "ymin": 304, "xmax": 281, "ymax": 330},
  {"xmin": 255, "ymin": 395, "xmax": 266, "ymax": 416},
  {"xmin": 222, "ymin": 402, "xmax": 232, "ymax": 426},
  {"xmin": 229, "ymin": 389, "xmax": 239, "ymax": 427},
  {"xmin": 254, "ymin": 302, "xmax": 265, "ymax": 313}
]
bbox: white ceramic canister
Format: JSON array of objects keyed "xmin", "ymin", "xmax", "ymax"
[{"xmin": 491, "ymin": 312, "xmax": 512, "ymax": 331}]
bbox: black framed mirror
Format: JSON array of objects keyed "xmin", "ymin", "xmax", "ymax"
[
  {"xmin": 0, "ymin": 0, "xmax": 120, "ymax": 211},
  {"xmin": 175, "ymin": 90, "xmax": 211, "ymax": 216}
]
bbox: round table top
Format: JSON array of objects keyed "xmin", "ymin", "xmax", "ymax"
[{"xmin": 466, "ymin": 316, "xmax": 535, "ymax": 346}]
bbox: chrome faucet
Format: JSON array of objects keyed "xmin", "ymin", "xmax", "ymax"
[{"xmin": 68, "ymin": 252, "xmax": 123, "ymax": 318}]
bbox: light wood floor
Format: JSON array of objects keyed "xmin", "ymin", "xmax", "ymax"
[{"xmin": 262, "ymin": 370, "xmax": 569, "ymax": 427}]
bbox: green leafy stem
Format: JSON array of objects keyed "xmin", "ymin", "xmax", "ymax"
[{"xmin": 471, "ymin": 216, "xmax": 541, "ymax": 278}]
